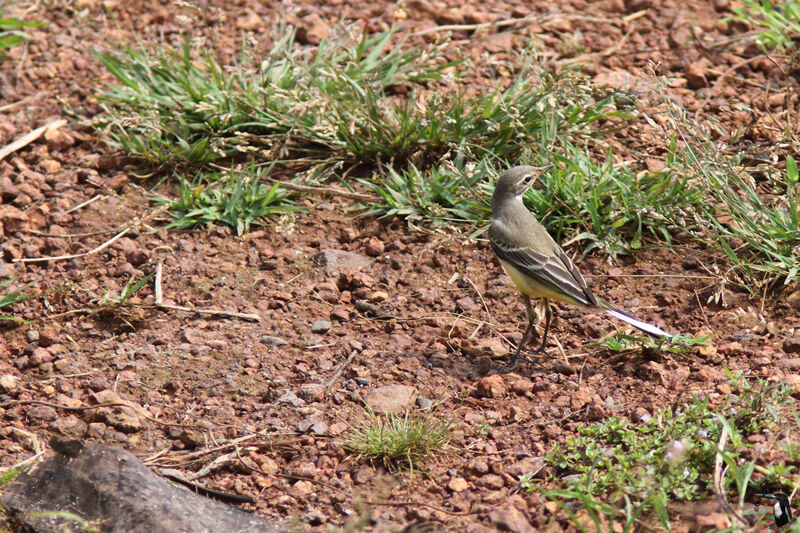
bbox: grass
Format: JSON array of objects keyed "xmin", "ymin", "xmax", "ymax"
[
  {"xmin": 728, "ymin": 0, "xmax": 800, "ymax": 51},
  {"xmin": 522, "ymin": 373, "xmax": 794, "ymax": 529},
  {"xmin": 344, "ymin": 409, "xmax": 453, "ymax": 471},
  {"xmin": 152, "ymin": 165, "xmax": 299, "ymax": 235},
  {"xmin": 592, "ymin": 332, "xmax": 714, "ymax": 354},
  {"xmin": 0, "ymin": 277, "xmax": 30, "ymax": 323},
  {"xmin": 93, "ymin": 28, "xmax": 625, "ymax": 172},
  {"xmin": 657, "ymin": 95, "xmax": 800, "ymax": 294},
  {"xmin": 0, "ymin": 7, "xmax": 44, "ymax": 57},
  {"xmin": 91, "ymin": 23, "xmax": 800, "ymax": 296}
]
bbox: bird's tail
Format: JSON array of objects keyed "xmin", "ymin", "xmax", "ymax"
[{"xmin": 599, "ymin": 300, "xmax": 670, "ymax": 338}]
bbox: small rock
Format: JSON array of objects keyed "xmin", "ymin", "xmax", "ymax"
[
  {"xmin": 685, "ymin": 62, "xmax": 708, "ymax": 89},
  {"xmin": 26, "ymin": 329, "xmax": 40, "ymax": 343},
  {"xmin": 354, "ymin": 377, "xmax": 370, "ymax": 386},
  {"xmin": 448, "ymin": 477, "xmax": 469, "ymax": 492},
  {"xmin": 353, "ymin": 465, "xmax": 373, "ymax": 484},
  {"xmin": 261, "ymin": 335, "xmax": 288, "ymax": 347},
  {"xmin": 115, "ymin": 262, "xmax": 135, "ymax": 277},
  {"xmin": 328, "ymin": 421, "xmax": 348, "ymax": 436},
  {"xmin": 290, "ymin": 480, "xmax": 314, "ymax": 497},
  {"xmin": 276, "ymin": 391, "xmax": 305, "ymax": 407},
  {"xmin": 297, "ymin": 417, "xmax": 327, "ymax": 435},
  {"xmin": 0, "ymin": 374, "xmax": 19, "ymax": 393},
  {"xmin": 416, "ymin": 396, "xmax": 433, "ymax": 410},
  {"xmin": 313, "ymin": 249, "xmax": 374, "ymax": 273},
  {"xmin": 330, "ymin": 308, "xmax": 350, "ymax": 322},
  {"xmin": 28, "ymin": 405, "xmax": 58, "ymax": 421},
  {"xmin": 475, "ymin": 375, "xmax": 506, "ymax": 398},
  {"xmin": 468, "ymin": 459, "xmax": 489, "ymax": 475},
  {"xmin": 477, "ymin": 474, "xmax": 505, "ymax": 489},
  {"xmin": 368, "ymin": 290, "xmax": 389, "ymax": 302},
  {"xmin": 783, "ymin": 338, "xmax": 800, "ymax": 354},
  {"xmin": 299, "ymin": 383, "xmax": 326, "ymax": 403},
  {"xmin": 488, "ymin": 505, "xmax": 535, "ymax": 533},
  {"xmin": 364, "ymin": 384, "xmax": 417, "ymax": 414},
  {"xmin": 364, "ymin": 237, "xmax": 385, "ymax": 257},
  {"xmin": 311, "ymin": 320, "xmax": 332, "ymax": 334},
  {"xmin": 39, "ymin": 159, "xmax": 61, "ymax": 174},
  {"xmin": 0, "ymin": 205, "xmax": 29, "ymax": 233},
  {"xmin": 303, "ymin": 508, "xmax": 327, "ymax": 526}
]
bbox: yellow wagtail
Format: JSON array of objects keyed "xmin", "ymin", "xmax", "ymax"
[{"xmin": 489, "ymin": 165, "xmax": 669, "ymax": 371}]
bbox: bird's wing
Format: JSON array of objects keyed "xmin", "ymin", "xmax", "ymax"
[{"xmin": 491, "ymin": 238, "xmax": 598, "ymax": 307}]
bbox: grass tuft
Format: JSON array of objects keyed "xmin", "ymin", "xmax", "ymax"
[
  {"xmin": 0, "ymin": 8, "xmax": 45, "ymax": 57},
  {"xmin": 728, "ymin": 0, "xmax": 800, "ymax": 51},
  {"xmin": 153, "ymin": 165, "xmax": 299, "ymax": 235},
  {"xmin": 344, "ymin": 410, "xmax": 453, "ymax": 471},
  {"xmin": 657, "ymin": 96, "xmax": 800, "ymax": 293}
]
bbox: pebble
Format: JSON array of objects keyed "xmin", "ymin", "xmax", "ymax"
[
  {"xmin": 354, "ymin": 377, "xmax": 370, "ymax": 386},
  {"xmin": 303, "ymin": 509, "xmax": 327, "ymax": 526},
  {"xmin": 364, "ymin": 236, "xmax": 385, "ymax": 256},
  {"xmin": 261, "ymin": 335, "xmax": 288, "ymax": 347},
  {"xmin": 488, "ymin": 505, "xmax": 535, "ymax": 533},
  {"xmin": 26, "ymin": 329, "xmax": 40, "ymax": 343},
  {"xmin": 353, "ymin": 466, "xmax": 373, "ymax": 484},
  {"xmin": 311, "ymin": 320, "xmax": 332, "ymax": 334},
  {"xmin": 290, "ymin": 480, "xmax": 314, "ymax": 497},
  {"xmin": 475, "ymin": 375, "xmax": 506, "ymax": 398},
  {"xmin": 783, "ymin": 338, "xmax": 800, "ymax": 354},
  {"xmin": 416, "ymin": 396, "xmax": 433, "ymax": 410},
  {"xmin": 299, "ymin": 383, "xmax": 326, "ymax": 403},
  {"xmin": 297, "ymin": 417, "xmax": 327, "ymax": 435},
  {"xmin": 447, "ymin": 477, "xmax": 469, "ymax": 492},
  {"xmin": 364, "ymin": 384, "xmax": 417, "ymax": 414},
  {"xmin": 0, "ymin": 374, "xmax": 20, "ymax": 393},
  {"xmin": 276, "ymin": 391, "xmax": 305, "ymax": 407}
]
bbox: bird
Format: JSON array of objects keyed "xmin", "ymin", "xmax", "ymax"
[
  {"xmin": 755, "ymin": 493, "xmax": 793, "ymax": 527},
  {"xmin": 488, "ymin": 164, "xmax": 669, "ymax": 371}
]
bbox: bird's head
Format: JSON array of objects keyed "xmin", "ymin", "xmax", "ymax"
[{"xmin": 492, "ymin": 164, "xmax": 554, "ymax": 203}]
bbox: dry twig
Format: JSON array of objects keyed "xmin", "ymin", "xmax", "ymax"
[{"xmin": 0, "ymin": 119, "xmax": 66, "ymax": 162}]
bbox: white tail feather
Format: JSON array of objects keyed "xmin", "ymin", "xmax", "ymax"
[{"xmin": 605, "ymin": 308, "xmax": 669, "ymax": 337}]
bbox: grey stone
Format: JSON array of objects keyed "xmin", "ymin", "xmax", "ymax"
[
  {"xmin": 416, "ymin": 396, "xmax": 433, "ymax": 410},
  {"xmin": 311, "ymin": 320, "xmax": 331, "ymax": 334},
  {"xmin": 313, "ymin": 249, "xmax": 374, "ymax": 273},
  {"xmin": 261, "ymin": 335, "xmax": 288, "ymax": 347},
  {"xmin": 275, "ymin": 391, "xmax": 305, "ymax": 407}
]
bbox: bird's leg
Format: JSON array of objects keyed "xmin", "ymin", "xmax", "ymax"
[
  {"xmin": 534, "ymin": 298, "xmax": 552, "ymax": 353},
  {"xmin": 496, "ymin": 296, "xmax": 536, "ymax": 373}
]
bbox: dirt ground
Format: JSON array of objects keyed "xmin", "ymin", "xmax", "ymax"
[{"xmin": 2, "ymin": 0, "xmax": 800, "ymax": 531}]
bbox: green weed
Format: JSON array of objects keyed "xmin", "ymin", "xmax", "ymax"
[
  {"xmin": 658, "ymin": 98, "xmax": 800, "ymax": 293},
  {"xmin": 154, "ymin": 166, "xmax": 298, "ymax": 235},
  {"xmin": 0, "ymin": 277, "xmax": 30, "ymax": 323},
  {"xmin": 344, "ymin": 410, "xmax": 453, "ymax": 471},
  {"xmin": 514, "ymin": 144, "xmax": 702, "ymax": 257},
  {"xmin": 592, "ymin": 332, "xmax": 714, "ymax": 353},
  {"xmin": 524, "ymin": 374, "xmax": 792, "ymax": 526},
  {"xmin": 728, "ymin": 0, "xmax": 800, "ymax": 51},
  {"xmin": 0, "ymin": 8, "xmax": 45, "ymax": 56}
]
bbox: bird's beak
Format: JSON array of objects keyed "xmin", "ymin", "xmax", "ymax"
[{"xmin": 536, "ymin": 164, "xmax": 555, "ymax": 172}]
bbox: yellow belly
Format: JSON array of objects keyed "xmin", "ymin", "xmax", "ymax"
[{"xmin": 499, "ymin": 259, "xmax": 584, "ymax": 306}]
